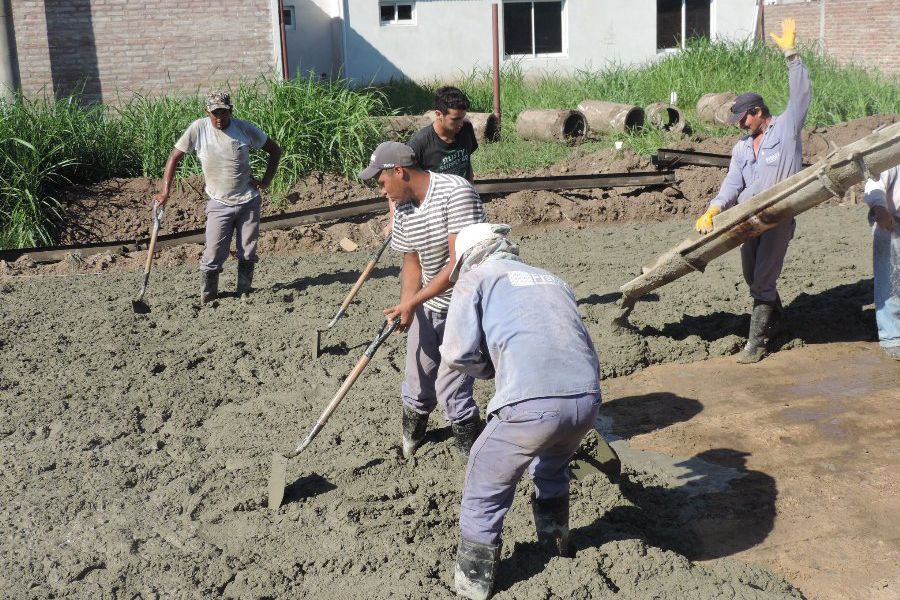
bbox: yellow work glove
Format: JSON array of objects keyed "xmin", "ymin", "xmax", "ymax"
[
  {"xmin": 770, "ymin": 18, "xmax": 798, "ymax": 59},
  {"xmin": 695, "ymin": 205, "xmax": 721, "ymax": 234}
]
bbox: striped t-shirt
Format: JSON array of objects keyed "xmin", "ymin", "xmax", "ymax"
[{"xmin": 391, "ymin": 172, "xmax": 485, "ymax": 313}]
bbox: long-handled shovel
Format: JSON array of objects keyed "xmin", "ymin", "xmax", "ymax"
[
  {"xmin": 314, "ymin": 233, "xmax": 392, "ymax": 358},
  {"xmin": 131, "ymin": 205, "xmax": 164, "ymax": 314},
  {"xmin": 269, "ymin": 318, "xmax": 399, "ymax": 509}
]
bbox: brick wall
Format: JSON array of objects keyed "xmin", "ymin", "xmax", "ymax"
[
  {"xmin": 763, "ymin": 0, "xmax": 900, "ymax": 75},
  {"xmin": 12, "ymin": 0, "xmax": 277, "ymax": 103}
]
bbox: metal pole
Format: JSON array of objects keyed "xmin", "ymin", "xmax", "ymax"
[
  {"xmin": 756, "ymin": 0, "xmax": 765, "ymax": 44},
  {"xmin": 277, "ymin": 0, "xmax": 289, "ymax": 80},
  {"xmin": 491, "ymin": 3, "xmax": 501, "ymax": 124},
  {"xmin": 0, "ymin": 0, "xmax": 19, "ymax": 101}
]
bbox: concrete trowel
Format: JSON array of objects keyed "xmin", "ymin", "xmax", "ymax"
[{"xmin": 269, "ymin": 318, "xmax": 399, "ymax": 509}]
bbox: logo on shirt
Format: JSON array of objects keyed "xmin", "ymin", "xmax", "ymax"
[
  {"xmin": 765, "ymin": 151, "xmax": 780, "ymax": 165},
  {"xmin": 508, "ymin": 271, "xmax": 565, "ymax": 287}
]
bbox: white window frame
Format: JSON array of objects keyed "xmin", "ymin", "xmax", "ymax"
[
  {"xmin": 657, "ymin": 0, "xmax": 715, "ymax": 53},
  {"xmin": 282, "ymin": 5, "xmax": 296, "ymax": 31},
  {"xmin": 379, "ymin": 2, "xmax": 416, "ymax": 26},
  {"xmin": 502, "ymin": 0, "xmax": 568, "ymax": 59}
]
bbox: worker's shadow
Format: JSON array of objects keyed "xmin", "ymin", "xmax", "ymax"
[
  {"xmin": 574, "ymin": 448, "xmax": 777, "ymax": 561},
  {"xmin": 271, "ymin": 265, "xmax": 400, "ymax": 293},
  {"xmin": 578, "ymin": 292, "xmax": 658, "ymax": 307},
  {"xmin": 597, "ymin": 392, "xmax": 703, "ymax": 439},
  {"xmin": 639, "ymin": 278, "xmax": 876, "ymax": 345}
]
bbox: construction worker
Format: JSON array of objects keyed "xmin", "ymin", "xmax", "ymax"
[
  {"xmin": 863, "ymin": 165, "xmax": 900, "ymax": 360},
  {"xmin": 153, "ymin": 91, "xmax": 282, "ymax": 303},
  {"xmin": 695, "ymin": 18, "xmax": 811, "ymax": 363},
  {"xmin": 384, "ymin": 86, "xmax": 479, "ymax": 234},
  {"xmin": 409, "ymin": 86, "xmax": 478, "ymax": 182},
  {"xmin": 441, "ymin": 223, "xmax": 602, "ymax": 600},
  {"xmin": 357, "ymin": 141, "xmax": 486, "ymax": 459}
]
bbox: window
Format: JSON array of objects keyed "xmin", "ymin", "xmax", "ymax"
[
  {"xmin": 657, "ymin": 0, "xmax": 711, "ymax": 50},
  {"xmin": 503, "ymin": 1, "xmax": 565, "ymax": 57},
  {"xmin": 282, "ymin": 5, "xmax": 296, "ymax": 31},
  {"xmin": 380, "ymin": 2, "xmax": 415, "ymax": 25}
]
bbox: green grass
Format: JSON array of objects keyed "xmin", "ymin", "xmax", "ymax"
[{"xmin": 1, "ymin": 40, "xmax": 897, "ymax": 249}]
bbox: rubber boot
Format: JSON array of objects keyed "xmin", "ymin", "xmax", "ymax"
[
  {"xmin": 237, "ymin": 260, "xmax": 255, "ymax": 299},
  {"xmin": 451, "ymin": 415, "xmax": 484, "ymax": 459},
  {"xmin": 201, "ymin": 271, "xmax": 219, "ymax": 305},
  {"xmin": 401, "ymin": 405, "xmax": 428, "ymax": 459},
  {"xmin": 532, "ymin": 493, "xmax": 571, "ymax": 557},
  {"xmin": 454, "ymin": 537, "xmax": 500, "ymax": 600},
  {"xmin": 737, "ymin": 300, "xmax": 776, "ymax": 364}
]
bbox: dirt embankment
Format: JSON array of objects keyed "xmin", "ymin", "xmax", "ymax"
[
  {"xmin": 31, "ymin": 114, "xmax": 895, "ymax": 272},
  {"xmin": 0, "ymin": 203, "xmax": 880, "ymax": 598}
]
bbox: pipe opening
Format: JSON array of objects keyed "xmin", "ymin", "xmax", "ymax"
[
  {"xmin": 624, "ymin": 108, "xmax": 645, "ymax": 130},
  {"xmin": 563, "ymin": 113, "xmax": 586, "ymax": 140}
]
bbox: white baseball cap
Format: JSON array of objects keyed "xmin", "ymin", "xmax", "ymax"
[{"xmin": 450, "ymin": 223, "xmax": 511, "ymax": 282}]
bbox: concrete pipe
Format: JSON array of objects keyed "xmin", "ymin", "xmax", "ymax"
[
  {"xmin": 515, "ymin": 109, "xmax": 586, "ymax": 143},
  {"xmin": 377, "ymin": 115, "xmax": 433, "ymax": 141},
  {"xmin": 696, "ymin": 92, "xmax": 737, "ymax": 126},
  {"xmin": 421, "ymin": 111, "xmax": 501, "ymax": 143},
  {"xmin": 577, "ymin": 100, "xmax": 644, "ymax": 135},
  {"xmin": 645, "ymin": 102, "xmax": 686, "ymax": 133}
]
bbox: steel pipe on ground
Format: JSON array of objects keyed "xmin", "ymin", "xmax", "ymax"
[
  {"xmin": 645, "ymin": 102, "xmax": 686, "ymax": 133},
  {"xmin": 696, "ymin": 92, "xmax": 737, "ymax": 126},
  {"xmin": 577, "ymin": 100, "xmax": 644, "ymax": 136},
  {"xmin": 515, "ymin": 109, "xmax": 587, "ymax": 143}
]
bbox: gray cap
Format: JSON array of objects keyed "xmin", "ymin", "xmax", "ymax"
[
  {"xmin": 358, "ymin": 141, "xmax": 416, "ymax": 180},
  {"xmin": 728, "ymin": 92, "xmax": 765, "ymax": 124}
]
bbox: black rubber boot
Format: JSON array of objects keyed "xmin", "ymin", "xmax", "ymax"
[
  {"xmin": 454, "ymin": 537, "xmax": 500, "ymax": 600},
  {"xmin": 737, "ymin": 300, "xmax": 776, "ymax": 364},
  {"xmin": 237, "ymin": 260, "xmax": 255, "ymax": 298},
  {"xmin": 201, "ymin": 271, "xmax": 219, "ymax": 305},
  {"xmin": 451, "ymin": 415, "xmax": 484, "ymax": 458},
  {"xmin": 401, "ymin": 406, "xmax": 428, "ymax": 459},
  {"xmin": 532, "ymin": 493, "xmax": 571, "ymax": 557}
]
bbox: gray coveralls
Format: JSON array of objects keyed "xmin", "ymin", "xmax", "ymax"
[
  {"xmin": 710, "ymin": 58, "xmax": 812, "ymax": 302},
  {"xmin": 441, "ymin": 259, "xmax": 601, "ymax": 546}
]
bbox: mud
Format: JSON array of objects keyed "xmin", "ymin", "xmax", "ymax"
[{"xmin": 1, "ymin": 202, "xmax": 878, "ymax": 598}]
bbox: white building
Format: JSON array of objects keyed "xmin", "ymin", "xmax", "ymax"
[{"xmin": 280, "ymin": 0, "xmax": 759, "ymax": 83}]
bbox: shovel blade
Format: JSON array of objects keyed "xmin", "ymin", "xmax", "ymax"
[
  {"xmin": 267, "ymin": 452, "xmax": 288, "ymax": 509},
  {"xmin": 313, "ymin": 330, "xmax": 322, "ymax": 358},
  {"xmin": 570, "ymin": 433, "xmax": 621, "ymax": 483}
]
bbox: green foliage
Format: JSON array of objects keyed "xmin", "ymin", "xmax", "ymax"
[{"xmin": 0, "ymin": 41, "xmax": 896, "ymax": 249}]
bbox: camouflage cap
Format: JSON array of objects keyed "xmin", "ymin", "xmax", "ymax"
[{"xmin": 206, "ymin": 91, "xmax": 233, "ymax": 112}]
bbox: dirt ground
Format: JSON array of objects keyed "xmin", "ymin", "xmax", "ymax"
[{"xmin": 2, "ymin": 198, "xmax": 897, "ymax": 599}]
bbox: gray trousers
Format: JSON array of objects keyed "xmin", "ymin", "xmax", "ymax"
[
  {"xmin": 199, "ymin": 196, "xmax": 261, "ymax": 273},
  {"xmin": 402, "ymin": 305, "xmax": 477, "ymax": 424},
  {"xmin": 741, "ymin": 218, "xmax": 795, "ymax": 302},
  {"xmin": 459, "ymin": 393, "xmax": 600, "ymax": 545}
]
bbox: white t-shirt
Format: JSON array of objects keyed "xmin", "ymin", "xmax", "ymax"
[{"xmin": 175, "ymin": 117, "xmax": 268, "ymax": 206}]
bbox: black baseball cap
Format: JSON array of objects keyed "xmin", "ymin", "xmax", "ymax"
[{"xmin": 728, "ymin": 92, "xmax": 765, "ymax": 124}]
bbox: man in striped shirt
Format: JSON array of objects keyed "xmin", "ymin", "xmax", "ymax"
[{"xmin": 358, "ymin": 141, "xmax": 486, "ymax": 460}]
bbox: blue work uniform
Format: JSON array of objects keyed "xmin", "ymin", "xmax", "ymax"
[
  {"xmin": 710, "ymin": 58, "xmax": 812, "ymax": 302},
  {"xmin": 441, "ymin": 259, "xmax": 601, "ymax": 545}
]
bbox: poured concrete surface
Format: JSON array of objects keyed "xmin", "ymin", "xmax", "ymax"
[{"xmin": 603, "ymin": 342, "xmax": 899, "ymax": 600}]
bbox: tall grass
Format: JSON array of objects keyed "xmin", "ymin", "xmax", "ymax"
[
  {"xmin": 0, "ymin": 76, "xmax": 388, "ymax": 249},
  {"xmin": 0, "ymin": 41, "xmax": 896, "ymax": 249}
]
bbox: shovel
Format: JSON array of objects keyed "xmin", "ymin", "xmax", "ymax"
[
  {"xmin": 131, "ymin": 204, "xmax": 164, "ymax": 314},
  {"xmin": 314, "ymin": 233, "xmax": 392, "ymax": 358},
  {"xmin": 269, "ymin": 318, "xmax": 399, "ymax": 509},
  {"xmin": 570, "ymin": 429, "xmax": 621, "ymax": 483}
]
